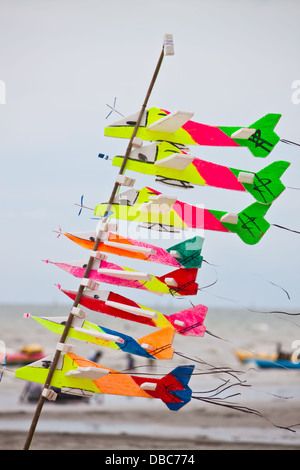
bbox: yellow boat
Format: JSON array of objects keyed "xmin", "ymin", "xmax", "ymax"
[{"xmin": 235, "ymin": 349, "xmax": 277, "ymax": 363}]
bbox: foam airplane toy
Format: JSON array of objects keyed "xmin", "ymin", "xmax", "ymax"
[
  {"xmin": 60, "ymin": 229, "xmax": 204, "ymax": 269},
  {"xmin": 94, "ymin": 186, "xmax": 272, "ymax": 245},
  {"xmin": 15, "ymin": 353, "xmax": 195, "ymax": 410},
  {"xmin": 59, "ymin": 286, "xmax": 207, "ymax": 337},
  {"xmin": 25, "ymin": 314, "xmax": 176, "ymax": 360},
  {"xmin": 109, "ymin": 141, "xmax": 290, "ymax": 204},
  {"xmin": 45, "ymin": 257, "xmax": 199, "ymax": 296},
  {"xmin": 19, "ymin": 36, "xmax": 290, "ymax": 449},
  {"xmin": 104, "ymin": 107, "xmax": 282, "ymax": 158}
]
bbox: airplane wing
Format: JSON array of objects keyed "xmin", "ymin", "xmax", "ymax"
[
  {"xmin": 231, "ymin": 128, "xmax": 256, "ymax": 139},
  {"xmin": 147, "ymin": 110, "xmax": 194, "ymax": 133},
  {"xmin": 139, "ymin": 193, "xmax": 177, "ymax": 214},
  {"xmin": 65, "ymin": 367, "xmax": 110, "ymax": 380},
  {"xmin": 154, "ymin": 152, "xmax": 194, "ymax": 170}
]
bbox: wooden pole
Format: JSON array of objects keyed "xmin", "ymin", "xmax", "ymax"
[{"xmin": 23, "ymin": 40, "xmax": 167, "ymax": 450}]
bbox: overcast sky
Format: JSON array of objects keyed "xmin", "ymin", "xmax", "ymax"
[{"xmin": 0, "ymin": 0, "xmax": 299, "ymax": 316}]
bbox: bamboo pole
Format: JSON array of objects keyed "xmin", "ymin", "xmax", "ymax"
[{"xmin": 23, "ymin": 37, "xmax": 170, "ymax": 450}]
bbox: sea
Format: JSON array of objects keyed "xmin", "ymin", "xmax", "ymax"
[{"xmin": 1, "ymin": 302, "xmax": 300, "ymax": 447}]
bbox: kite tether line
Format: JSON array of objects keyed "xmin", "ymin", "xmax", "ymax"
[
  {"xmin": 23, "ymin": 36, "xmax": 172, "ymax": 451},
  {"xmin": 280, "ymin": 138, "xmax": 300, "ymax": 148}
]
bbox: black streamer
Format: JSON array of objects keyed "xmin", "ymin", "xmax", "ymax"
[
  {"xmin": 272, "ymin": 223, "xmax": 300, "ymax": 236},
  {"xmin": 173, "ymin": 353, "xmax": 300, "ymax": 433},
  {"xmin": 72, "ymin": 352, "xmax": 300, "ymax": 432},
  {"xmin": 198, "ymin": 285, "xmax": 300, "ymax": 318},
  {"xmin": 191, "ymin": 395, "xmax": 299, "ymax": 433},
  {"xmin": 202, "ymin": 258, "xmax": 291, "ymax": 300},
  {"xmin": 280, "ymin": 138, "xmax": 300, "ymax": 147}
]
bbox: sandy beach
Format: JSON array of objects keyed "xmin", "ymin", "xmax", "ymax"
[
  {"xmin": 1, "ymin": 392, "xmax": 300, "ymax": 451},
  {"xmin": 2, "ymin": 305, "xmax": 300, "ymax": 451},
  {"xmin": 2, "ymin": 430, "xmax": 298, "ymax": 451},
  {"xmin": 2, "ymin": 306, "xmax": 300, "ymax": 451}
]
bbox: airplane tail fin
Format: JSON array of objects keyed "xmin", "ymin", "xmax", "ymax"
[
  {"xmin": 159, "ymin": 267, "xmax": 199, "ymax": 296},
  {"xmin": 232, "ymin": 113, "xmax": 281, "ymax": 157},
  {"xmin": 245, "ymin": 161, "xmax": 290, "ymax": 204},
  {"xmin": 220, "ymin": 202, "xmax": 272, "ymax": 245},
  {"xmin": 15, "ymin": 354, "xmax": 54, "ymax": 386},
  {"xmin": 166, "ymin": 236, "xmax": 204, "ymax": 268},
  {"xmin": 158, "ymin": 365, "xmax": 194, "ymax": 410},
  {"xmin": 168, "ymin": 304, "xmax": 207, "ymax": 337},
  {"xmin": 137, "ymin": 187, "xmax": 156, "ymax": 204},
  {"xmin": 137, "ymin": 328, "xmax": 175, "ymax": 360}
]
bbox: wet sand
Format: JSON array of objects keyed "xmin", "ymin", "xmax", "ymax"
[
  {"xmin": 2, "ymin": 431, "xmax": 299, "ymax": 450},
  {"xmin": 1, "ymin": 398, "xmax": 300, "ymax": 450}
]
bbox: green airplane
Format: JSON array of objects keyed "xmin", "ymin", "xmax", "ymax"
[{"xmin": 104, "ymin": 107, "xmax": 282, "ymax": 158}]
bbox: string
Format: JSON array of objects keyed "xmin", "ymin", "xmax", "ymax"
[
  {"xmin": 191, "ymin": 394, "xmax": 299, "ymax": 433},
  {"xmin": 272, "ymin": 223, "xmax": 300, "ymax": 236},
  {"xmin": 280, "ymin": 138, "xmax": 300, "ymax": 147},
  {"xmin": 198, "ymin": 284, "xmax": 300, "ymax": 318},
  {"xmin": 121, "ymin": 353, "xmax": 300, "ymax": 432},
  {"xmin": 202, "ymin": 258, "xmax": 291, "ymax": 301},
  {"xmin": 174, "ymin": 354, "xmax": 300, "ymax": 432}
]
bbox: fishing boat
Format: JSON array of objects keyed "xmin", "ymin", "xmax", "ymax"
[
  {"xmin": 251, "ymin": 359, "xmax": 300, "ymax": 369},
  {"xmin": 235, "ymin": 348, "xmax": 300, "ymax": 369},
  {"xmin": 6, "ymin": 344, "xmax": 45, "ymax": 366},
  {"xmin": 235, "ymin": 349, "xmax": 277, "ymax": 363}
]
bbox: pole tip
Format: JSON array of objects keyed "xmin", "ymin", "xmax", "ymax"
[{"xmin": 163, "ymin": 34, "xmax": 174, "ymax": 56}]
